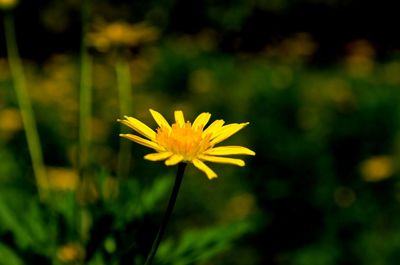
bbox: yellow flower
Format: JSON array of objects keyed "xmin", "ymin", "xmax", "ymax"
[
  {"xmin": 56, "ymin": 243, "xmax": 84, "ymax": 263},
  {"xmin": 118, "ymin": 109, "xmax": 255, "ymax": 179}
]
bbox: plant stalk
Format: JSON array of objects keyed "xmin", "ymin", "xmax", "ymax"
[
  {"xmin": 144, "ymin": 162, "xmax": 187, "ymax": 265},
  {"xmin": 3, "ymin": 12, "xmax": 47, "ymax": 199},
  {"xmin": 78, "ymin": 0, "xmax": 92, "ymax": 179}
]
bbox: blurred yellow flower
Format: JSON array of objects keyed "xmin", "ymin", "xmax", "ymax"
[
  {"xmin": 42, "ymin": 167, "xmax": 79, "ymax": 191},
  {"xmin": 56, "ymin": 243, "xmax": 84, "ymax": 263},
  {"xmin": 88, "ymin": 21, "xmax": 158, "ymax": 52},
  {"xmin": 360, "ymin": 155, "xmax": 394, "ymax": 182},
  {"xmin": 119, "ymin": 109, "xmax": 255, "ymax": 179},
  {"xmin": 0, "ymin": 108, "xmax": 22, "ymax": 133},
  {"xmin": 0, "ymin": 0, "xmax": 17, "ymax": 9},
  {"xmin": 344, "ymin": 39, "xmax": 375, "ymax": 77}
]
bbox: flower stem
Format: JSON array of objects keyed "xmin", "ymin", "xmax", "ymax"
[
  {"xmin": 78, "ymin": 0, "xmax": 92, "ymax": 179},
  {"xmin": 144, "ymin": 162, "xmax": 187, "ymax": 265},
  {"xmin": 77, "ymin": 0, "xmax": 92, "ymax": 248},
  {"xmin": 3, "ymin": 12, "xmax": 47, "ymax": 199}
]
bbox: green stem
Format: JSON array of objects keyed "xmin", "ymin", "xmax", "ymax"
[
  {"xmin": 3, "ymin": 12, "xmax": 47, "ymax": 199},
  {"xmin": 78, "ymin": 0, "xmax": 92, "ymax": 178},
  {"xmin": 144, "ymin": 163, "xmax": 187, "ymax": 265},
  {"xmin": 116, "ymin": 56, "xmax": 132, "ymax": 178},
  {"xmin": 76, "ymin": 0, "xmax": 93, "ymax": 250}
]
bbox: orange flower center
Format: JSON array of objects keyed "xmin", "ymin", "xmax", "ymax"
[{"xmin": 156, "ymin": 121, "xmax": 212, "ymax": 160}]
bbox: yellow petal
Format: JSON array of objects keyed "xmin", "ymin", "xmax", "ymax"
[
  {"xmin": 210, "ymin": 122, "xmax": 249, "ymax": 145},
  {"xmin": 120, "ymin": 134, "xmax": 163, "ymax": 151},
  {"xmin": 192, "ymin": 112, "xmax": 211, "ymax": 130},
  {"xmin": 165, "ymin": 154, "xmax": 184, "ymax": 166},
  {"xmin": 149, "ymin": 109, "xmax": 171, "ymax": 131},
  {"xmin": 204, "ymin": 146, "xmax": 255, "ymax": 156},
  {"xmin": 203, "ymin": 119, "xmax": 225, "ymax": 136},
  {"xmin": 199, "ymin": 155, "xmax": 245, "ymax": 167},
  {"xmin": 192, "ymin": 159, "xmax": 218, "ymax": 179},
  {"xmin": 118, "ymin": 116, "xmax": 156, "ymax": 140},
  {"xmin": 174, "ymin": 110, "xmax": 185, "ymax": 127},
  {"xmin": 144, "ymin": 152, "xmax": 173, "ymax": 161}
]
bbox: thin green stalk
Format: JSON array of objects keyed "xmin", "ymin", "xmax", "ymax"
[
  {"xmin": 116, "ymin": 56, "xmax": 132, "ymax": 178},
  {"xmin": 76, "ymin": 0, "xmax": 92, "ymax": 248},
  {"xmin": 144, "ymin": 162, "xmax": 187, "ymax": 265},
  {"xmin": 78, "ymin": 54, "xmax": 92, "ymax": 177},
  {"xmin": 3, "ymin": 12, "xmax": 47, "ymax": 199},
  {"xmin": 78, "ymin": 0, "xmax": 92, "ymax": 178}
]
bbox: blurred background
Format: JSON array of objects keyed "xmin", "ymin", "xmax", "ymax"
[{"xmin": 1, "ymin": 0, "xmax": 400, "ymax": 264}]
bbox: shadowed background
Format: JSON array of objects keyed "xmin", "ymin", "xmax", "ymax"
[{"xmin": 1, "ymin": 0, "xmax": 400, "ymax": 264}]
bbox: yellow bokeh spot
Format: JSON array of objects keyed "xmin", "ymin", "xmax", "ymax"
[
  {"xmin": 360, "ymin": 155, "xmax": 394, "ymax": 182},
  {"xmin": 0, "ymin": 108, "xmax": 22, "ymax": 132},
  {"xmin": 344, "ymin": 39, "xmax": 375, "ymax": 77},
  {"xmin": 325, "ymin": 79, "xmax": 355, "ymax": 109},
  {"xmin": 42, "ymin": 167, "xmax": 79, "ymax": 191},
  {"xmin": 57, "ymin": 243, "xmax": 84, "ymax": 263},
  {"xmin": 0, "ymin": 0, "xmax": 18, "ymax": 9},
  {"xmin": 88, "ymin": 21, "xmax": 158, "ymax": 51},
  {"xmin": 264, "ymin": 32, "xmax": 317, "ymax": 63}
]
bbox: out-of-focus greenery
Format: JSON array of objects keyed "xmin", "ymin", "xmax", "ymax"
[{"xmin": 1, "ymin": 0, "xmax": 400, "ymax": 264}]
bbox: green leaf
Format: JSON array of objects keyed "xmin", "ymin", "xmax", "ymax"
[
  {"xmin": 0, "ymin": 192, "xmax": 34, "ymax": 248},
  {"xmin": 141, "ymin": 177, "xmax": 173, "ymax": 213},
  {"xmin": 115, "ymin": 176, "xmax": 173, "ymax": 228},
  {"xmin": 0, "ymin": 243, "xmax": 24, "ymax": 265},
  {"xmin": 156, "ymin": 219, "xmax": 254, "ymax": 265},
  {"xmin": 0, "ymin": 190, "xmax": 49, "ymax": 252}
]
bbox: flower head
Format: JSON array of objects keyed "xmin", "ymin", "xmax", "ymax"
[{"xmin": 118, "ymin": 109, "xmax": 255, "ymax": 179}]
